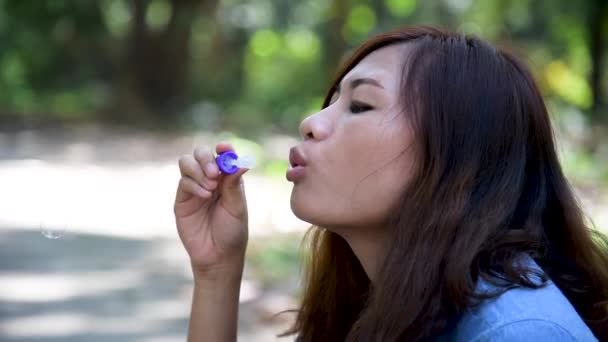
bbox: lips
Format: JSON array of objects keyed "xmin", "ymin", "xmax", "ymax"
[
  {"xmin": 289, "ymin": 147, "xmax": 308, "ymax": 168},
  {"xmin": 287, "ymin": 147, "xmax": 308, "ymax": 182}
]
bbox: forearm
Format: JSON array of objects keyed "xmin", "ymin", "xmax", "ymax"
[{"xmin": 187, "ymin": 262, "xmax": 244, "ymax": 342}]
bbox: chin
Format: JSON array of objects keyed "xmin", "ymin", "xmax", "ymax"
[
  {"xmin": 290, "ymin": 189, "xmax": 324, "ymax": 224},
  {"xmin": 290, "ymin": 190, "xmax": 310, "ymax": 221},
  {"xmin": 290, "ymin": 195, "xmax": 344, "ymax": 232}
]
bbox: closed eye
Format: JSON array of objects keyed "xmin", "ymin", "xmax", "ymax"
[{"xmin": 350, "ymin": 101, "xmax": 374, "ymax": 114}]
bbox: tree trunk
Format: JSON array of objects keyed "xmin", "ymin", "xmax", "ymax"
[
  {"xmin": 589, "ymin": 0, "xmax": 607, "ymax": 124},
  {"xmin": 123, "ymin": 0, "xmax": 217, "ymax": 123},
  {"xmin": 199, "ymin": 11, "xmax": 249, "ymax": 103},
  {"xmin": 321, "ymin": 0, "xmax": 350, "ymax": 88},
  {"xmin": 585, "ymin": 0, "xmax": 607, "ymax": 153}
]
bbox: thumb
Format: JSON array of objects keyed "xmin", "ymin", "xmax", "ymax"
[{"xmin": 218, "ymin": 167, "xmax": 249, "ymax": 217}]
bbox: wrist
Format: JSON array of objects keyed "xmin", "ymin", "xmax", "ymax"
[{"xmin": 192, "ymin": 258, "xmax": 245, "ymax": 285}]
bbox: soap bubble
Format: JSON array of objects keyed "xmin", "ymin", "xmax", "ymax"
[
  {"xmin": 41, "ymin": 228, "xmax": 65, "ymax": 239},
  {"xmin": 40, "ymin": 223, "xmax": 67, "ymax": 240}
]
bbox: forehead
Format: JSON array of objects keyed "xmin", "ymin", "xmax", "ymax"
[{"xmin": 342, "ymin": 44, "xmax": 408, "ymax": 87}]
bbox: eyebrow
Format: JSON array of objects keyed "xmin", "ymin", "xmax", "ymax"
[{"xmin": 335, "ymin": 77, "xmax": 384, "ymax": 93}]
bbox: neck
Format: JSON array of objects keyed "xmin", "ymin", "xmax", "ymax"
[{"xmin": 338, "ymin": 227, "xmax": 386, "ymax": 282}]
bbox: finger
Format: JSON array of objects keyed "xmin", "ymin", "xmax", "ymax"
[
  {"xmin": 220, "ymin": 166, "xmax": 249, "ymax": 191},
  {"xmin": 215, "ymin": 141, "xmax": 235, "ymax": 155},
  {"xmin": 178, "ymin": 155, "xmax": 218, "ymax": 191},
  {"xmin": 193, "ymin": 147, "xmax": 220, "ymax": 180},
  {"xmin": 218, "ymin": 166, "xmax": 249, "ymax": 218},
  {"xmin": 176, "ymin": 176, "xmax": 212, "ymax": 203}
]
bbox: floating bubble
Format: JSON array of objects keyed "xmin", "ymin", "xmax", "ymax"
[{"xmin": 40, "ymin": 223, "xmax": 66, "ymax": 240}]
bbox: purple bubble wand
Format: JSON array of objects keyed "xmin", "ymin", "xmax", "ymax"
[{"xmin": 215, "ymin": 151, "xmax": 256, "ymax": 174}]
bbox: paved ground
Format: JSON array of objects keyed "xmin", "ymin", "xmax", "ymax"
[
  {"xmin": 0, "ymin": 126, "xmax": 306, "ymax": 239},
  {"xmin": 0, "ymin": 228, "xmax": 299, "ymax": 342},
  {"xmin": 0, "ymin": 127, "xmax": 305, "ymax": 341},
  {"xmin": 1, "ymin": 126, "xmax": 606, "ymax": 341}
]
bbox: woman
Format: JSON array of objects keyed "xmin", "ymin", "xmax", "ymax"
[{"xmin": 174, "ymin": 26, "xmax": 608, "ymax": 341}]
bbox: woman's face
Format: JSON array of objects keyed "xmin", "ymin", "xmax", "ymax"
[{"xmin": 288, "ymin": 44, "xmax": 416, "ymax": 231}]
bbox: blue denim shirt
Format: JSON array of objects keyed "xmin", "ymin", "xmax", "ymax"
[{"xmin": 442, "ymin": 262, "xmax": 598, "ymax": 341}]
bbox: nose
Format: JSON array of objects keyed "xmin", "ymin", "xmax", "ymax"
[{"xmin": 298, "ymin": 111, "xmax": 331, "ymax": 141}]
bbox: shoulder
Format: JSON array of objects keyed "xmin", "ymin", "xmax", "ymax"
[
  {"xmin": 449, "ymin": 281, "xmax": 598, "ymax": 341},
  {"xmin": 465, "ymin": 319, "xmax": 578, "ymax": 341}
]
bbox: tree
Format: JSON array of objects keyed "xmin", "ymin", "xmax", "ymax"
[
  {"xmin": 120, "ymin": 0, "xmax": 215, "ymax": 123},
  {"xmin": 589, "ymin": 0, "xmax": 607, "ymax": 124}
]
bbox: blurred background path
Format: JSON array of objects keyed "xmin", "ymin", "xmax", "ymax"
[
  {"xmin": 1, "ymin": 126, "xmax": 606, "ymax": 341},
  {"xmin": 0, "ymin": 127, "xmax": 307, "ymax": 341}
]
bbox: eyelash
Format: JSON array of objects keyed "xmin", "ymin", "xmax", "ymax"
[
  {"xmin": 350, "ymin": 101, "xmax": 373, "ymax": 114},
  {"xmin": 329, "ymin": 90, "xmax": 374, "ymax": 114}
]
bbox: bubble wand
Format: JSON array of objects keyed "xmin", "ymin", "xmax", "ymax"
[{"xmin": 215, "ymin": 151, "xmax": 256, "ymax": 174}]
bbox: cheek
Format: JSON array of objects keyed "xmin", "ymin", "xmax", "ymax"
[
  {"xmin": 289, "ymin": 166, "xmax": 353, "ymax": 225},
  {"xmin": 290, "ymin": 117, "xmax": 414, "ymax": 227},
  {"xmin": 288, "ymin": 143, "xmax": 369, "ymax": 226},
  {"xmin": 290, "ymin": 162, "xmax": 410, "ymax": 228},
  {"xmin": 346, "ymin": 124, "xmax": 415, "ymax": 225},
  {"xmin": 348, "ymin": 160, "xmax": 410, "ymax": 224}
]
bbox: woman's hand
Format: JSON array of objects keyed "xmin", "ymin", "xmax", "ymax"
[{"xmin": 174, "ymin": 142, "xmax": 249, "ymax": 278}]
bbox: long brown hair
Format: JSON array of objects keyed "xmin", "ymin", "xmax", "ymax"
[{"xmin": 284, "ymin": 26, "xmax": 608, "ymax": 341}]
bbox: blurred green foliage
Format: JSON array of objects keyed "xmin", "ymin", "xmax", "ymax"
[
  {"xmin": 0, "ymin": 0, "xmax": 606, "ymax": 138},
  {"xmin": 247, "ymin": 232, "xmax": 303, "ymax": 288}
]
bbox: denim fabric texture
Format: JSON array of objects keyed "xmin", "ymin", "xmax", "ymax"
[{"xmin": 441, "ymin": 257, "xmax": 598, "ymax": 341}]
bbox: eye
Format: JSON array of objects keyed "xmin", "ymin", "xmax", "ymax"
[{"xmin": 350, "ymin": 101, "xmax": 373, "ymax": 114}]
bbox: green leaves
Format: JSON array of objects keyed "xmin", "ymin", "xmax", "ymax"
[{"xmin": 0, "ymin": 0, "xmax": 606, "ymax": 135}]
